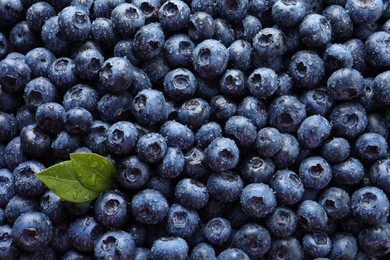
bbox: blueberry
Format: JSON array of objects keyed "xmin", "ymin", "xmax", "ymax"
[
  {"xmin": 330, "ymin": 233, "xmax": 358, "ymax": 260},
  {"xmin": 132, "ymin": 0, "xmax": 160, "ymax": 22},
  {"xmin": 40, "ymin": 190, "xmax": 68, "ymax": 223},
  {"xmin": 302, "ymin": 232, "xmax": 332, "ymax": 258},
  {"xmin": 0, "ymin": 169, "xmax": 15, "ymax": 208},
  {"xmin": 323, "ymin": 44, "xmax": 354, "ymax": 73},
  {"xmin": 195, "ymin": 122, "xmax": 223, "ymax": 149},
  {"xmin": 94, "ymin": 230, "xmax": 136, "ymax": 260},
  {"xmin": 240, "ymin": 183, "xmax": 276, "ymax": 218},
  {"xmin": 62, "ymin": 250, "xmax": 91, "ymax": 260},
  {"xmin": 20, "ymin": 247, "xmax": 57, "ymax": 259},
  {"xmin": 57, "ymin": 6, "xmax": 91, "ymax": 42},
  {"xmin": 63, "ymin": 84, "xmax": 99, "ymax": 113},
  {"xmin": 159, "ymin": 121, "xmax": 194, "ymax": 150},
  {"xmin": 327, "ymin": 68, "xmax": 364, "ymax": 101},
  {"xmin": 93, "ymin": 190, "xmax": 128, "ymax": 228},
  {"xmin": 0, "ymin": 58, "xmax": 31, "ymax": 93},
  {"xmin": 355, "ymin": 132, "xmax": 388, "ymax": 162},
  {"xmin": 50, "ymin": 224, "xmax": 71, "ymax": 252},
  {"xmin": 217, "ymin": 0, "xmax": 248, "ymax": 22},
  {"xmin": 297, "ymin": 200, "xmax": 328, "ymax": 231},
  {"xmin": 193, "ymin": 39, "xmax": 229, "ymax": 78},
  {"xmin": 298, "ymin": 115, "xmax": 332, "ymax": 149},
  {"xmin": 351, "ymin": 186, "xmax": 389, "ymax": 225},
  {"xmin": 269, "ymin": 95, "xmax": 306, "ymax": 133},
  {"xmin": 97, "ymin": 92, "xmax": 133, "ymax": 124},
  {"xmin": 12, "ymin": 212, "xmax": 52, "ymax": 252},
  {"xmin": 219, "ymin": 69, "xmax": 246, "ymax": 98},
  {"xmin": 65, "ymin": 107, "xmax": 93, "ymax": 134},
  {"xmin": 346, "ymin": 0, "xmax": 383, "ymax": 24},
  {"xmin": 164, "ymin": 34, "xmax": 195, "ymax": 68},
  {"xmin": 107, "ymin": 121, "xmax": 139, "ymax": 155},
  {"xmin": 234, "ymin": 15, "xmax": 262, "ymax": 42},
  {"xmin": 0, "ymin": 225, "xmax": 19, "ymax": 259},
  {"xmin": 149, "ymin": 237, "xmax": 189, "ymax": 260},
  {"xmin": 41, "ymin": 16, "xmax": 71, "ymax": 56},
  {"xmin": 23, "ymin": 78, "xmax": 58, "ymax": 113},
  {"xmin": 217, "ymin": 248, "xmax": 250, "ymax": 260},
  {"xmin": 207, "ymin": 171, "xmax": 243, "ymax": 202},
  {"xmin": 35, "ymin": 102, "xmax": 66, "ymax": 135},
  {"xmin": 178, "ymin": 98, "xmax": 211, "ymax": 130},
  {"xmin": 204, "ymin": 137, "xmax": 240, "ymax": 172},
  {"xmin": 183, "ymin": 147, "xmax": 209, "ymax": 180},
  {"xmin": 9, "ymin": 21, "xmax": 40, "ymax": 54},
  {"xmin": 133, "ymin": 23, "xmax": 165, "ymax": 60},
  {"xmin": 190, "ymin": 242, "xmax": 216, "ymax": 260},
  {"xmin": 166, "ymin": 203, "xmax": 200, "ymax": 237},
  {"xmin": 299, "ymin": 156, "xmax": 332, "ymax": 190},
  {"xmin": 253, "ymin": 28, "xmax": 286, "ymax": 61},
  {"xmin": 321, "ymin": 137, "xmax": 350, "ymax": 164},
  {"xmin": 74, "ymin": 48, "xmax": 104, "ymax": 81},
  {"xmin": 289, "ymin": 50, "xmax": 325, "ymax": 89},
  {"xmin": 266, "ymin": 237, "xmax": 304, "ymax": 260},
  {"xmin": 188, "ymin": 12, "xmax": 215, "ymax": 43},
  {"xmin": 266, "ymin": 207, "xmax": 298, "ymax": 238},
  {"xmin": 240, "ymin": 155, "xmax": 275, "ymax": 184},
  {"xmin": 114, "ymin": 39, "xmax": 141, "ymax": 67},
  {"xmin": 125, "ymin": 222, "xmax": 146, "ymax": 247},
  {"xmin": 13, "ymin": 160, "xmax": 46, "ymax": 198},
  {"xmin": 300, "ymin": 88, "xmax": 334, "ymax": 116},
  {"xmin": 141, "ymin": 53, "xmax": 171, "ymax": 85},
  {"xmin": 231, "ymin": 223, "xmax": 271, "ymax": 258},
  {"xmin": 365, "ymin": 31, "xmax": 390, "ymax": 67},
  {"xmin": 270, "ymin": 169, "xmax": 305, "ymax": 205},
  {"xmin": 64, "ymin": 201, "xmax": 92, "ymax": 216},
  {"xmin": 68, "ymin": 216, "xmax": 104, "ymax": 252},
  {"xmin": 227, "ymin": 40, "xmax": 252, "ymax": 72},
  {"xmin": 0, "ymin": 88, "xmax": 23, "ymax": 115},
  {"xmin": 0, "ymin": 112, "xmax": 18, "ymax": 142},
  {"xmin": 247, "ymin": 67, "xmax": 278, "ymax": 99},
  {"xmin": 26, "ymin": 2, "xmax": 56, "ymax": 32},
  {"xmin": 136, "ymin": 132, "xmax": 167, "ymax": 164},
  {"xmin": 330, "ymin": 102, "xmax": 368, "ymax": 139},
  {"xmin": 159, "ymin": 0, "xmax": 191, "ymax": 32},
  {"xmin": 20, "ymin": 124, "xmax": 51, "ymax": 157},
  {"xmin": 25, "ymin": 47, "xmax": 56, "ymax": 78},
  {"xmin": 49, "ymin": 57, "xmax": 79, "ymax": 91},
  {"xmin": 300, "ymin": 14, "xmax": 332, "ymax": 47},
  {"xmin": 131, "ymin": 189, "xmax": 168, "ymax": 225},
  {"xmin": 319, "ymin": 187, "xmax": 351, "ymax": 220},
  {"xmin": 272, "ymin": 0, "xmax": 306, "ymax": 27},
  {"xmin": 0, "ymin": 0, "xmax": 23, "ymax": 26},
  {"xmin": 157, "ymin": 147, "xmax": 185, "ymax": 179},
  {"xmin": 163, "ymin": 68, "xmax": 197, "ymax": 102},
  {"xmin": 82, "ymin": 120, "xmax": 110, "ymax": 155},
  {"xmin": 3, "ymin": 137, "xmax": 29, "ymax": 171},
  {"xmin": 237, "ymin": 96, "xmax": 267, "ymax": 129},
  {"xmin": 175, "ymin": 178, "xmax": 209, "ymax": 209},
  {"xmin": 365, "ymin": 113, "xmax": 388, "ymax": 138},
  {"xmin": 358, "ymin": 223, "xmax": 390, "ymax": 256},
  {"xmin": 332, "ymin": 157, "xmax": 365, "ymax": 185},
  {"xmin": 134, "ymin": 247, "xmax": 150, "ymax": 260},
  {"xmin": 225, "ymin": 116, "xmax": 256, "ymax": 147},
  {"xmin": 370, "ymin": 158, "xmax": 390, "ymax": 193},
  {"xmin": 191, "ymin": 0, "xmax": 217, "ymax": 16},
  {"xmin": 210, "ymin": 95, "xmax": 237, "ymax": 123},
  {"xmin": 272, "ymin": 133, "xmax": 300, "ymax": 168},
  {"xmin": 322, "ymin": 4, "xmax": 353, "ymax": 42},
  {"xmin": 132, "ymin": 89, "xmax": 168, "ymax": 126},
  {"xmin": 203, "ymin": 217, "xmax": 232, "ymax": 246},
  {"xmin": 98, "ymin": 57, "xmax": 133, "ymax": 93}
]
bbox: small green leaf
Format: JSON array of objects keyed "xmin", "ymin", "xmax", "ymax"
[
  {"xmin": 35, "ymin": 161, "xmax": 99, "ymax": 203},
  {"xmin": 70, "ymin": 152, "xmax": 117, "ymax": 192}
]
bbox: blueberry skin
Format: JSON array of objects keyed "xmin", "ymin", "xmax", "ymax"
[
  {"xmin": 204, "ymin": 137, "xmax": 240, "ymax": 172},
  {"xmin": 107, "ymin": 121, "xmax": 139, "ymax": 155},
  {"xmin": 240, "ymin": 155, "xmax": 275, "ymax": 184},
  {"xmin": 227, "ymin": 40, "xmax": 252, "ymax": 72},
  {"xmin": 319, "ymin": 187, "xmax": 350, "ymax": 220},
  {"xmin": 371, "ymin": 158, "xmax": 390, "ymax": 193},
  {"xmin": 62, "ymin": 250, "xmax": 90, "ymax": 260},
  {"xmin": 272, "ymin": 0, "xmax": 306, "ymax": 27},
  {"xmin": 270, "ymin": 169, "xmax": 305, "ymax": 205},
  {"xmin": 234, "ymin": 15, "xmax": 262, "ymax": 43},
  {"xmin": 203, "ymin": 217, "xmax": 232, "ymax": 246},
  {"xmin": 0, "ymin": 225, "xmax": 19, "ymax": 259},
  {"xmin": 65, "ymin": 107, "xmax": 93, "ymax": 134},
  {"xmin": 40, "ymin": 190, "xmax": 68, "ymax": 224},
  {"xmin": 327, "ymin": 68, "xmax": 365, "ymax": 101},
  {"xmin": 272, "ymin": 133, "xmax": 300, "ymax": 168},
  {"xmin": 163, "ymin": 68, "xmax": 197, "ymax": 102},
  {"xmin": 63, "ymin": 84, "xmax": 99, "ymax": 113},
  {"xmin": 299, "ymin": 14, "xmax": 332, "ymax": 47},
  {"xmin": 175, "ymin": 178, "xmax": 209, "ymax": 209},
  {"xmin": 141, "ymin": 53, "xmax": 171, "ymax": 85},
  {"xmin": 217, "ymin": 0, "xmax": 248, "ymax": 22},
  {"xmin": 25, "ymin": 48, "xmax": 56, "ymax": 78},
  {"xmin": 300, "ymin": 88, "xmax": 334, "ymax": 116},
  {"xmin": 26, "ymin": 2, "xmax": 56, "ymax": 32},
  {"xmin": 13, "ymin": 160, "xmax": 46, "ymax": 198},
  {"xmin": 110, "ymin": 3, "xmax": 144, "ymax": 39},
  {"xmin": 0, "ymin": 0, "xmax": 23, "ymax": 25},
  {"xmin": 289, "ymin": 50, "xmax": 325, "ymax": 89},
  {"xmin": 178, "ymin": 98, "xmax": 211, "ymax": 130},
  {"xmin": 321, "ymin": 137, "xmax": 350, "ymax": 164},
  {"xmin": 210, "ymin": 95, "xmax": 237, "ymax": 123},
  {"xmin": 132, "ymin": 89, "xmax": 167, "ymax": 126},
  {"xmin": 9, "ymin": 21, "xmax": 40, "ymax": 54},
  {"xmin": 188, "ymin": 12, "xmax": 215, "ymax": 43},
  {"xmin": 356, "ymin": 133, "xmax": 388, "ymax": 162},
  {"xmin": 351, "ymin": 186, "xmax": 389, "ymax": 225},
  {"xmin": 99, "ymin": 57, "xmax": 133, "ymax": 93},
  {"xmin": 365, "ymin": 31, "xmax": 390, "ymax": 67},
  {"xmin": 374, "ymin": 70, "xmax": 390, "ymax": 106},
  {"xmin": 266, "ymin": 207, "xmax": 298, "ymax": 238},
  {"xmin": 82, "ymin": 120, "xmax": 110, "ymax": 155},
  {"xmin": 191, "ymin": 0, "xmax": 217, "ymax": 16},
  {"xmin": 332, "ymin": 157, "xmax": 364, "ymax": 185},
  {"xmin": 322, "ymin": 5, "xmax": 353, "ymax": 42},
  {"xmin": 343, "ymin": 38, "xmax": 366, "ymax": 73},
  {"xmin": 0, "ymin": 88, "xmax": 23, "ymax": 115},
  {"xmin": 247, "ymin": 68, "xmax": 278, "ymax": 100},
  {"xmin": 302, "ymin": 232, "xmax": 331, "ymax": 258},
  {"xmin": 323, "ymin": 44, "xmax": 354, "ymax": 73},
  {"xmin": 240, "ymin": 183, "xmax": 276, "ymax": 218},
  {"xmin": 12, "ymin": 212, "xmax": 53, "ymax": 252},
  {"xmin": 219, "ymin": 69, "xmax": 246, "ymax": 98},
  {"xmin": 225, "ymin": 116, "xmax": 257, "ymax": 147},
  {"xmin": 366, "ymin": 113, "xmax": 388, "ymax": 138},
  {"xmin": 35, "ymin": 102, "xmax": 66, "ymax": 135},
  {"xmin": 158, "ymin": 147, "xmax": 185, "ymax": 179},
  {"xmin": 146, "ymin": 176, "xmax": 174, "ymax": 200},
  {"xmin": 58, "ymin": 5, "xmax": 91, "ymax": 42},
  {"xmin": 159, "ymin": 0, "xmax": 191, "ymax": 32},
  {"xmin": 125, "ymin": 222, "xmax": 146, "ymax": 247},
  {"xmin": 94, "ymin": 230, "xmax": 136, "ymax": 260},
  {"xmin": 330, "ymin": 233, "xmax": 358, "ymax": 260},
  {"xmin": 299, "ymin": 156, "xmax": 332, "ymax": 190},
  {"xmin": 136, "ymin": 133, "xmax": 167, "ymax": 164},
  {"xmin": 159, "ymin": 121, "xmax": 194, "ymax": 150},
  {"xmin": 3, "ymin": 137, "xmax": 29, "ymax": 171},
  {"xmin": 92, "ymin": 0, "xmax": 125, "ymax": 18},
  {"xmin": 253, "ymin": 27, "xmax": 286, "ymax": 60},
  {"xmin": 166, "ymin": 203, "xmax": 200, "ymax": 237},
  {"xmin": 114, "ymin": 40, "xmax": 141, "ymax": 67},
  {"xmin": 132, "ymin": 0, "xmax": 160, "ymax": 22},
  {"xmin": 196, "ymin": 78, "xmax": 221, "ymax": 102},
  {"xmin": 330, "ymin": 102, "xmax": 368, "ymax": 139},
  {"xmin": 183, "ymin": 147, "xmax": 209, "ymax": 180},
  {"xmin": 0, "ymin": 58, "xmax": 31, "ymax": 93},
  {"xmin": 64, "ymin": 201, "xmax": 92, "ymax": 217},
  {"xmin": 68, "ymin": 216, "xmax": 103, "ymax": 252},
  {"xmin": 93, "ymin": 190, "xmax": 128, "ymax": 229},
  {"xmin": 0, "ymin": 32, "xmax": 7, "ymax": 60},
  {"xmin": 91, "ymin": 18, "xmax": 118, "ymax": 50},
  {"xmin": 133, "ymin": 22, "xmax": 165, "ymax": 60},
  {"xmin": 193, "ymin": 39, "xmax": 229, "ymax": 78},
  {"xmin": 267, "ymin": 237, "xmax": 303, "ymax": 260},
  {"xmin": 131, "ymin": 189, "xmax": 169, "ymax": 225},
  {"xmin": 5, "ymin": 194, "xmax": 39, "ymax": 224},
  {"xmin": 231, "ymin": 223, "xmax": 271, "ymax": 258},
  {"xmin": 297, "ymin": 115, "xmax": 332, "ymax": 149},
  {"xmin": 0, "ymin": 169, "xmax": 15, "ymax": 208},
  {"xmin": 297, "ymin": 200, "xmax": 328, "ymax": 231},
  {"xmin": 358, "ymin": 223, "xmax": 390, "ymax": 256},
  {"xmin": 97, "ymin": 92, "xmax": 133, "ymax": 124},
  {"xmin": 19, "ymin": 246, "xmax": 56, "ymax": 259},
  {"xmin": 190, "ymin": 242, "xmax": 216, "ymax": 260},
  {"xmin": 207, "ymin": 171, "xmax": 243, "ymax": 203},
  {"xmin": 20, "ymin": 124, "xmax": 52, "ymax": 157},
  {"xmin": 346, "ymin": 0, "xmax": 383, "ymax": 24},
  {"xmin": 0, "ymin": 112, "xmax": 18, "ymax": 142},
  {"xmin": 41, "ymin": 15, "xmax": 72, "ymax": 56},
  {"xmin": 49, "ymin": 57, "xmax": 79, "ymax": 92},
  {"xmin": 149, "ymin": 237, "xmax": 189, "ymax": 260},
  {"xmin": 75, "ymin": 48, "xmax": 104, "ymax": 81},
  {"xmin": 164, "ymin": 34, "xmax": 195, "ymax": 68},
  {"xmin": 237, "ymin": 96, "xmax": 267, "ymax": 129},
  {"xmin": 217, "ymin": 248, "xmax": 250, "ymax": 260},
  {"xmin": 195, "ymin": 122, "xmax": 223, "ymax": 149}
]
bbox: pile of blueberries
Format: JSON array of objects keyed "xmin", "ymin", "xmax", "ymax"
[{"xmin": 1, "ymin": 0, "xmax": 390, "ymax": 259}]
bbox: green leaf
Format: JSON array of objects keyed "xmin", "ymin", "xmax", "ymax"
[
  {"xmin": 35, "ymin": 161, "xmax": 99, "ymax": 203},
  {"xmin": 70, "ymin": 152, "xmax": 117, "ymax": 192}
]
